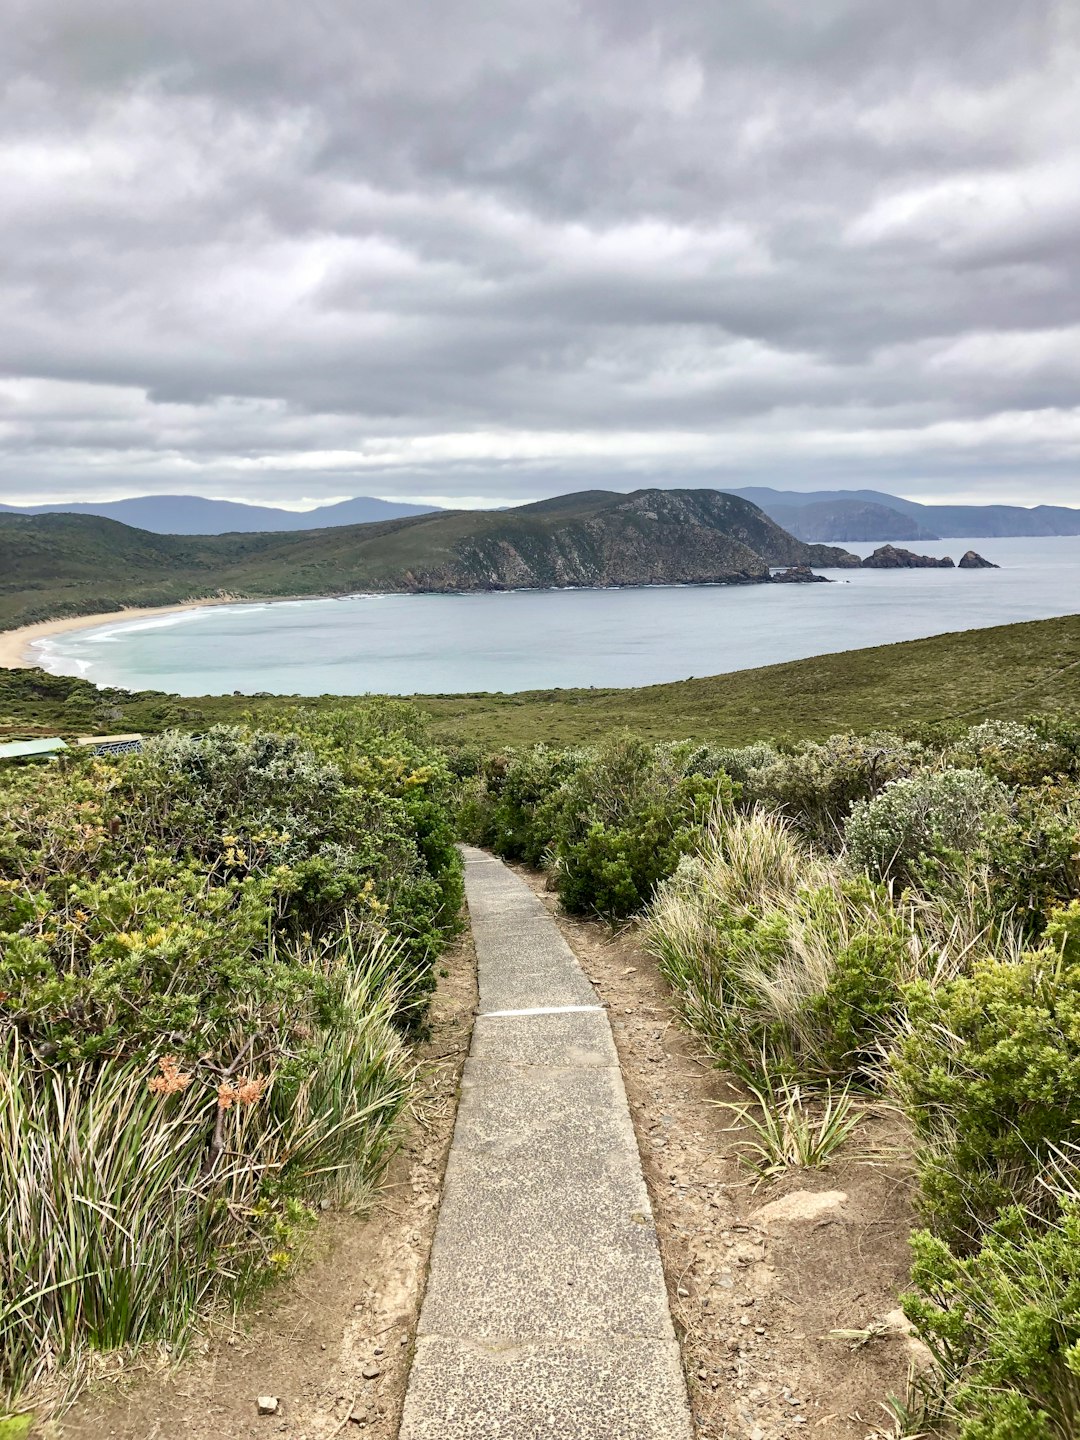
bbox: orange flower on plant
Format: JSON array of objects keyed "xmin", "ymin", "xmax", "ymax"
[
  {"xmin": 236, "ymin": 1075, "xmax": 268, "ymax": 1106},
  {"xmin": 217, "ymin": 1075, "xmax": 268, "ymax": 1109},
  {"xmin": 148, "ymin": 1055, "xmax": 192, "ymax": 1096}
]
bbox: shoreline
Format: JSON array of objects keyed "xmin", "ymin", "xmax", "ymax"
[
  {"xmin": 0, "ymin": 599, "xmax": 239, "ymax": 671},
  {"xmin": 0, "ymin": 577, "xmax": 793, "ymax": 673}
]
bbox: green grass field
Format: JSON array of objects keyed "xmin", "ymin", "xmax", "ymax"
[{"xmin": 4, "ymin": 614, "xmax": 1080, "ymax": 750}]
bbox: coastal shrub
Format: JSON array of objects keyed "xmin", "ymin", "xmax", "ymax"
[
  {"xmin": 890, "ymin": 902, "xmax": 1080, "ymax": 1247},
  {"xmin": 644, "ymin": 808, "xmax": 910, "ymax": 1083},
  {"xmin": 947, "ymin": 718, "xmax": 1074, "ymax": 788},
  {"xmin": 904, "ymin": 1202, "xmax": 1080, "ymax": 1439},
  {"xmin": 270, "ymin": 702, "xmax": 464, "ymax": 931},
  {"xmin": 975, "ymin": 782, "xmax": 1080, "ymax": 935},
  {"xmin": 844, "ymin": 767, "xmax": 1010, "ymax": 889},
  {"xmin": 468, "ymin": 744, "xmax": 585, "ymax": 867},
  {"xmin": 457, "ymin": 734, "xmax": 731, "ymax": 917},
  {"xmin": 742, "ymin": 731, "xmax": 926, "ymax": 847},
  {"xmin": 660, "ymin": 740, "xmax": 778, "ymax": 785},
  {"xmin": 0, "ymin": 723, "xmax": 461, "ymax": 1059},
  {"xmin": 550, "ymin": 734, "xmax": 729, "ymax": 916}
]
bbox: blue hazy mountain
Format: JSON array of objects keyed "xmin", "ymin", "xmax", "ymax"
[
  {"xmin": 0, "ymin": 494, "xmax": 439, "ymax": 534},
  {"xmin": 726, "ymin": 487, "xmax": 1080, "ymax": 539},
  {"xmin": 2, "ymin": 486, "xmax": 1078, "ymax": 539}
]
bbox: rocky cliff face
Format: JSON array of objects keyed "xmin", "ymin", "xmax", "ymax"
[{"xmin": 385, "ymin": 489, "xmax": 859, "ymax": 592}]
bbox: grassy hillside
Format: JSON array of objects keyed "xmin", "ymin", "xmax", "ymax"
[
  {"xmin": 415, "ymin": 614, "xmax": 1080, "ymax": 746},
  {"xmin": 4, "ymin": 615, "xmax": 1080, "ymax": 749},
  {"xmin": 0, "ymin": 489, "xmax": 855, "ymax": 630}
]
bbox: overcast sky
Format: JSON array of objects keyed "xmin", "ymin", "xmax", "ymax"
[{"xmin": 2, "ymin": 0, "xmax": 1079, "ymax": 510}]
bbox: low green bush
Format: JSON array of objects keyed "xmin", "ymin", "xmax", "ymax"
[
  {"xmin": 458, "ymin": 733, "xmax": 730, "ymax": 917},
  {"xmin": 890, "ymin": 902, "xmax": 1080, "ymax": 1248},
  {"xmin": 904, "ymin": 1202, "xmax": 1080, "ymax": 1439},
  {"xmin": 550, "ymin": 735, "xmax": 729, "ymax": 917},
  {"xmin": 740, "ymin": 731, "xmax": 926, "ymax": 848},
  {"xmin": 844, "ymin": 767, "xmax": 1010, "ymax": 889},
  {"xmin": 458, "ymin": 744, "xmax": 585, "ymax": 867},
  {"xmin": 947, "ymin": 718, "xmax": 1074, "ymax": 788},
  {"xmin": 0, "ymin": 708, "xmax": 460, "ymax": 1416},
  {"xmin": 975, "ymin": 782, "xmax": 1080, "ymax": 936}
]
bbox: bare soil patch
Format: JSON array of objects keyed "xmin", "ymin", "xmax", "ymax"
[
  {"xmin": 515, "ymin": 865, "xmax": 919, "ymax": 1440},
  {"xmin": 58, "ymin": 928, "xmax": 477, "ymax": 1440}
]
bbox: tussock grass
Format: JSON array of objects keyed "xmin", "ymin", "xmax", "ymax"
[
  {"xmin": 719, "ymin": 1071, "xmax": 861, "ymax": 1181},
  {"xmin": 643, "ymin": 805, "xmax": 1021, "ymax": 1095},
  {"xmin": 643, "ymin": 807, "xmax": 872, "ymax": 1080},
  {"xmin": 0, "ymin": 936, "xmax": 412, "ymax": 1415}
]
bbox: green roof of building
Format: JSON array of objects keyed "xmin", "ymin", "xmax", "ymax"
[{"xmin": 0, "ymin": 737, "xmax": 69, "ymax": 760}]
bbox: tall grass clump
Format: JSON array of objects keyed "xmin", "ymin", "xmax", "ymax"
[
  {"xmin": 0, "ymin": 936, "xmax": 411, "ymax": 1409},
  {"xmin": 644, "ymin": 806, "xmax": 911, "ymax": 1084}
]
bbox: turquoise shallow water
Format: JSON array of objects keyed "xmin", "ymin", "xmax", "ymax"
[{"xmin": 34, "ymin": 536, "xmax": 1080, "ymax": 696}]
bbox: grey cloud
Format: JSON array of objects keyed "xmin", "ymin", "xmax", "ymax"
[{"xmin": 1, "ymin": 0, "xmax": 1079, "ymax": 508}]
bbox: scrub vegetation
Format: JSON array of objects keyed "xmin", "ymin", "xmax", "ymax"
[
  {"xmin": 0, "ymin": 703, "xmax": 461, "ymax": 1424},
  {"xmin": 458, "ymin": 715, "xmax": 1080, "ymax": 1438}
]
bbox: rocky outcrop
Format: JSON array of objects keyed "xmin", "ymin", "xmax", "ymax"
[
  {"xmin": 958, "ymin": 550, "xmax": 999, "ymax": 569},
  {"xmin": 771, "ymin": 566, "xmax": 831, "ymax": 584},
  {"xmin": 861, "ymin": 545, "xmax": 954, "ymax": 569}
]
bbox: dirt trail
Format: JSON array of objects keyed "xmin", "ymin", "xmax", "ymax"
[
  {"xmin": 516, "ymin": 866, "xmax": 920, "ymax": 1440},
  {"xmin": 59, "ymin": 928, "xmax": 477, "ymax": 1440}
]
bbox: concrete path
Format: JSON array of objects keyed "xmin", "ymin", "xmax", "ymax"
[{"xmin": 399, "ymin": 848, "xmax": 693, "ymax": 1439}]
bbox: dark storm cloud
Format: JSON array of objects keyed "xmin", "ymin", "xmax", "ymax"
[{"xmin": 1, "ymin": 0, "xmax": 1079, "ymax": 508}]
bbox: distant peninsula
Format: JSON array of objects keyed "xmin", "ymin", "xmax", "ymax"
[{"xmin": 0, "ymin": 489, "xmax": 860, "ymax": 633}]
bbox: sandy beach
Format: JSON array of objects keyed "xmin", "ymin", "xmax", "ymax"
[{"xmin": 0, "ymin": 599, "xmax": 233, "ymax": 671}]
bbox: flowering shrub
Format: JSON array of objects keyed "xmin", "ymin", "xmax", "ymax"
[
  {"xmin": 741, "ymin": 731, "xmax": 926, "ymax": 847},
  {"xmin": 844, "ymin": 767, "xmax": 1010, "ymax": 888},
  {"xmin": 947, "ymin": 718, "xmax": 1075, "ymax": 788},
  {"xmin": 0, "ymin": 710, "xmax": 460, "ymax": 1415}
]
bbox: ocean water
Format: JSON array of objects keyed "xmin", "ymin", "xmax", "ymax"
[{"xmin": 34, "ymin": 536, "xmax": 1080, "ymax": 696}]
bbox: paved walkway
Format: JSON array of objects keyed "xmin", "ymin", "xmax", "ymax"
[{"xmin": 399, "ymin": 847, "xmax": 693, "ymax": 1439}]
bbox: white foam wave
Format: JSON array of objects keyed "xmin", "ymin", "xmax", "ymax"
[{"xmin": 32, "ymin": 638, "xmax": 94, "ymax": 678}]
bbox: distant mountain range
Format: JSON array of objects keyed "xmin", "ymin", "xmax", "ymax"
[
  {"xmin": 1, "ymin": 486, "xmax": 1077, "ymax": 540},
  {"xmin": 0, "ymin": 489, "xmax": 855, "ymax": 631},
  {"xmin": 0, "ymin": 494, "xmax": 438, "ymax": 534},
  {"xmin": 725, "ymin": 488, "xmax": 1080, "ymax": 540}
]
